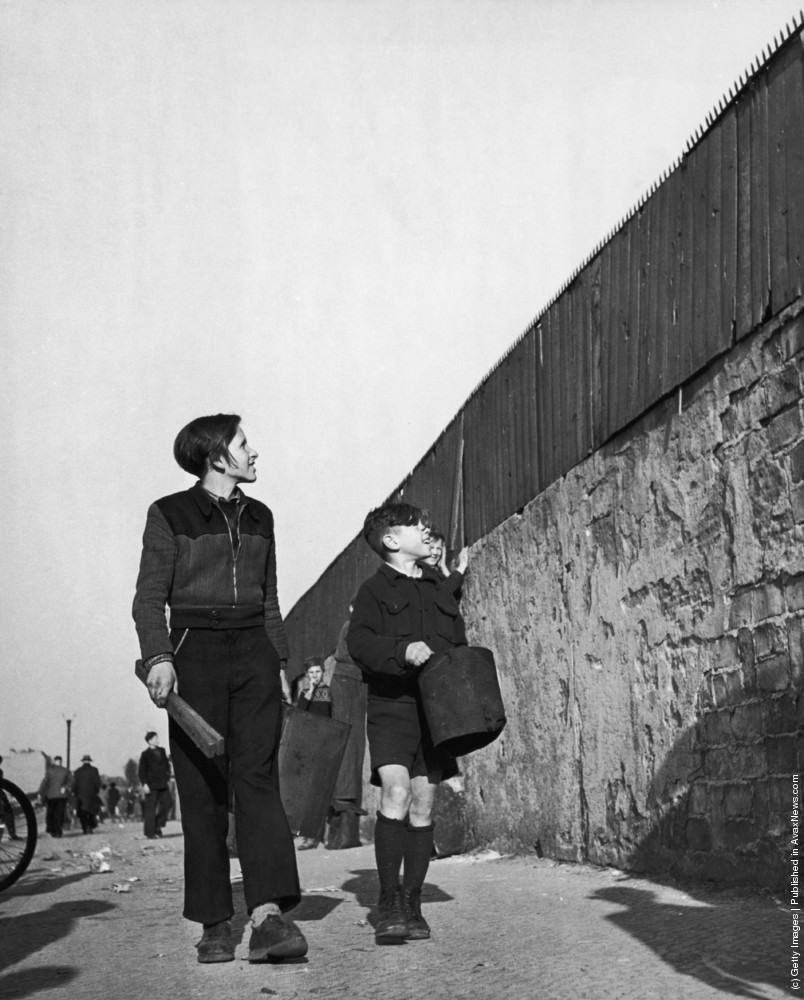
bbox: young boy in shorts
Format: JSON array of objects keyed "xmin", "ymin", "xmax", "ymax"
[{"xmin": 347, "ymin": 502, "xmax": 467, "ymax": 943}]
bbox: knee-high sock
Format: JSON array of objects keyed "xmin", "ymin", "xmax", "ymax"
[
  {"xmin": 403, "ymin": 822, "xmax": 434, "ymax": 891},
  {"xmin": 374, "ymin": 812, "xmax": 407, "ymax": 894}
]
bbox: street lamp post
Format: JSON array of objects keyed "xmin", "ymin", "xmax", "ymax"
[{"xmin": 64, "ymin": 716, "xmax": 75, "ymax": 770}]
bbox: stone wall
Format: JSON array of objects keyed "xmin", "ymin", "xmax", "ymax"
[{"xmin": 452, "ymin": 301, "xmax": 804, "ymax": 889}]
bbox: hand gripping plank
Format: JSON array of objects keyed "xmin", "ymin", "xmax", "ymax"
[{"xmin": 134, "ymin": 660, "xmax": 224, "ymax": 758}]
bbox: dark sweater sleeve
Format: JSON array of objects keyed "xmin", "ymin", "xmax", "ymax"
[
  {"xmin": 262, "ymin": 523, "xmax": 289, "ymax": 661},
  {"xmin": 132, "ymin": 504, "xmax": 176, "ymax": 661}
]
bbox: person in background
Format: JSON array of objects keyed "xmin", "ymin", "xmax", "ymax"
[
  {"xmin": 73, "ymin": 754, "xmax": 102, "ymax": 834},
  {"xmin": 326, "ymin": 600, "xmax": 368, "ymax": 850},
  {"xmin": 138, "ymin": 732, "xmax": 171, "ymax": 839},
  {"xmin": 295, "ymin": 656, "xmax": 332, "ymax": 717},
  {"xmin": 39, "ymin": 755, "xmax": 71, "ymax": 838},
  {"xmin": 107, "ymin": 781, "xmax": 122, "ymax": 822},
  {"xmin": 294, "ymin": 655, "xmax": 332, "ymax": 851},
  {"xmin": 422, "ymin": 526, "xmax": 469, "ymax": 593},
  {"xmin": 132, "ymin": 412, "xmax": 306, "ymax": 966}
]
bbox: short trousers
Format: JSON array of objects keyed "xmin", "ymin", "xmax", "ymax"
[{"xmin": 366, "ymin": 695, "xmax": 458, "ymax": 787}]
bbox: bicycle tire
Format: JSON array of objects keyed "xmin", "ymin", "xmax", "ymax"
[{"xmin": 0, "ymin": 777, "xmax": 38, "ymax": 891}]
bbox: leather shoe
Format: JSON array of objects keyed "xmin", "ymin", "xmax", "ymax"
[
  {"xmin": 196, "ymin": 921, "xmax": 235, "ymax": 963},
  {"xmin": 402, "ymin": 887, "xmax": 431, "ymax": 940},
  {"xmin": 375, "ymin": 888, "xmax": 409, "ymax": 944},
  {"xmin": 248, "ymin": 914, "xmax": 308, "ymax": 962}
]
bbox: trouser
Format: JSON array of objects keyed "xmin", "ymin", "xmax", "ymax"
[
  {"xmin": 142, "ymin": 788, "xmax": 171, "ymax": 837},
  {"xmin": 77, "ymin": 806, "xmax": 98, "ymax": 834},
  {"xmin": 169, "ymin": 625, "xmax": 301, "ymax": 925},
  {"xmin": 45, "ymin": 798, "xmax": 66, "ymax": 836}
]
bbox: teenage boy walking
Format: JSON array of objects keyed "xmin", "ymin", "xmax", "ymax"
[
  {"xmin": 133, "ymin": 413, "xmax": 307, "ymax": 965},
  {"xmin": 347, "ymin": 502, "xmax": 467, "ymax": 943}
]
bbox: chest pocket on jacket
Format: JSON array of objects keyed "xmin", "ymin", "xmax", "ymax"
[
  {"xmin": 434, "ymin": 595, "xmax": 460, "ymax": 640},
  {"xmin": 379, "ymin": 596, "xmax": 414, "ymax": 638}
]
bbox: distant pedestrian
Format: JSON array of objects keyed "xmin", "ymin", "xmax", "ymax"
[
  {"xmin": 39, "ymin": 755, "xmax": 71, "ymax": 837},
  {"xmin": 138, "ymin": 732, "xmax": 171, "ymax": 839},
  {"xmin": 73, "ymin": 754, "xmax": 102, "ymax": 833},
  {"xmin": 107, "ymin": 782, "xmax": 121, "ymax": 821}
]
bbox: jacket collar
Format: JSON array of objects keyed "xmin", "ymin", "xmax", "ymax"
[
  {"xmin": 190, "ymin": 481, "xmax": 254, "ymax": 520},
  {"xmin": 377, "ymin": 561, "xmax": 440, "ymax": 586}
]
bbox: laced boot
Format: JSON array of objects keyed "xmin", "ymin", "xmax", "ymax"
[
  {"xmin": 375, "ymin": 886, "xmax": 409, "ymax": 943},
  {"xmin": 401, "ymin": 887, "xmax": 431, "ymax": 940}
]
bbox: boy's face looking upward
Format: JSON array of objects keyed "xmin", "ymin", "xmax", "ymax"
[{"xmin": 384, "ymin": 520, "xmax": 431, "ymax": 560}]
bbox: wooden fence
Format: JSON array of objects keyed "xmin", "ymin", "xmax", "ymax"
[{"xmin": 285, "ymin": 22, "xmax": 804, "ymax": 674}]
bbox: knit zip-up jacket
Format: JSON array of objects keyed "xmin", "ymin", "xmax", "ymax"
[{"xmin": 132, "ymin": 482, "xmax": 289, "ymax": 663}]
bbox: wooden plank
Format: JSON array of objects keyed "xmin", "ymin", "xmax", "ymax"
[
  {"xmin": 589, "ymin": 254, "xmax": 604, "ymax": 449},
  {"xmin": 719, "ymin": 105, "xmax": 739, "ymax": 346},
  {"xmin": 783, "ymin": 38, "xmax": 804, "ymax": 299},
  {"xmin": 735, "ymin": 87, "xmax": 754, "ymax": 338},
  {"xmin": 750, "ymin": 73, "xmax": 771, "ymax": 328},
  {"xmin": 704, "ymin": 121, "xmax": 726, "ymax": 359},
  {"xmin": 677, "ymin": 153, "xmax": 695, "ymax": 383},
  {"xmin": 768, "ymin": 49, "xmax": 790, "ymax": 310},
  {"xmin": 689, "ymin": 136, "xmax": 710, "ymax": 372}
]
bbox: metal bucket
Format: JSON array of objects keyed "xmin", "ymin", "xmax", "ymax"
[
  {"xmin": 417, "ymin": 646, "xmax": 506, "ymax": 757},
  {"xmin": 278, "ymin": 704, "xmax": 351, "ymax": 839}
]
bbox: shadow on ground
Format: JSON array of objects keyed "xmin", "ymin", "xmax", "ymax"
[
  {"xmin": 0, "ymin": 897, "xmax": 115, "ymax": 998},
  {"xmin": 340, "ymin": 867, "xmax": 453, "ymax": 930},
  {"xmin": 589, "ymin": 883, "xmax": 788, "ymax": 998}
]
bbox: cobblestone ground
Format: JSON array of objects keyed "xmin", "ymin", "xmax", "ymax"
[{"xmin": 0, "ymin": 821, "xmax": 793, "ymax": 999}]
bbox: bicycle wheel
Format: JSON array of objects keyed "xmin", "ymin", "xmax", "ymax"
[{"xmin": 0, "ymin": 778, "xmax": 38, "ymax": 891}]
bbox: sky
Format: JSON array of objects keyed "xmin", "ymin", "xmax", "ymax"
[{"xmin": 1, "ymin": 0, "xmax": 798, "ymax": 778}]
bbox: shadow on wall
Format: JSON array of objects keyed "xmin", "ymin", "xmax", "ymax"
[{"xmin": 617, "ymin": 690, "xmax": 802, "ymax": 891}]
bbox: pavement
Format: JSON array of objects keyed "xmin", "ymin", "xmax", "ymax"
[{"xmin": 0, "ymin": 820, "xmax": 794, "ymax": 1000}]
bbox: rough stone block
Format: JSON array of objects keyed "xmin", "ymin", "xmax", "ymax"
[
  {"xmin": 785, "ymin": 575, "xmax": 804, "ymax": 612},
  {"xmin": 765, "ymin": 734, "xmax": 799, "ymax": 774},
  {"xmin": 729, "ymin": 591, "xmax": 754, "ymax": 629},
  {"xmin": 713, "ymin": 633, "xmax": 738, "ymax": 669},
  {"xmin": 754, "ymin": 621, "xmax": 787, "ymax": 659},
  {"xmin": 711, "ymin": 669, "xmax": 745, "ymax": 709},
  {"xmin": 723, "ymin": 781, "xmax": 754, "ymax": 817},
  {"xmin": 767, "ymin": 405, "xmax": 803, "ymax": 451},
  {"xmin": 729, "ymin": 702, "xmax": 764, "ymax": 742},
  {"xmin": 763, "ymin": 692, "xmax": 799, "ymax": 734},
  {"xmin": 753, "ymin": 582, "xmax": 785, "ymax": 621},
  {"xmin": 772, "ymin": 314, "xmax": 804, "ymax": 360},
  {"xmin": 755, "ymin": 652, "xmax": 791, "ymax": 691},
  {"xmin": 793, "ymin": 482, "xmax": 804, "ymax": 523},
  {"xmin": 724, "ymin": 817, "xmax": 760, "ymax": 851},
  {"xmin": 685, "ymin": 816, "xmax": 712, "ymax": 851},
  {"xmin": 765, "ymin": 363, "xmax": 803, "ymax": 418},
  {"xmin": 792, "ymin": 439, "xmax": 804, "ymax": 484},
  {"xmin": 788, "ymin": 616, "xmax": 804, "ymax": 688},
  {"xmin": 737, "ymin": 627, "xmax": 755, "ymax": 668}
]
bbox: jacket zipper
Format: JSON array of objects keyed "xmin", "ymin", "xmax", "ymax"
[{"xmin": 217, "ymin": 503, "xmax": 242, "ymax": 604}]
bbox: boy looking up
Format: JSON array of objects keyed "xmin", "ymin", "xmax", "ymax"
[{"xmin": 347, "ymin": 502, "xmax": 467, "ymax": 943}]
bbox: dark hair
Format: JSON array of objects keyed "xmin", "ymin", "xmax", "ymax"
[
  {"xmin": 303, "ymin": 655, "xmax": 324, "ymax": 671},
  {"xmin": 173, "ymin": 413, "xmax": 242, "ymax": 477},
  {"xmin": 145, "ymin": 731, "xmax": 157, "ymax": 742},
  {"xmin": 429, "ymin": 528, "xmax": 445, "ymax": 544},
  {"xmin": 362, "ymin": 502, "xmax": 424, "ymax": 557}
]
